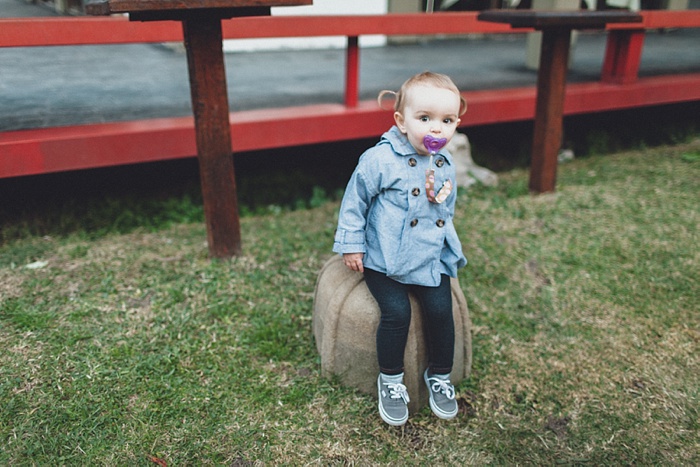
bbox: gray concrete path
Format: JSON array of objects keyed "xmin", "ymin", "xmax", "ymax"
[{"xmin": 1, "ymin": 0, "xmax": 699, "ymax": 132}]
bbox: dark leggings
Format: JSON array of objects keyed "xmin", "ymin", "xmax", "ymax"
[{"xmin": 363, "ymin": 268, "xmax": 455, "ymax": 376}]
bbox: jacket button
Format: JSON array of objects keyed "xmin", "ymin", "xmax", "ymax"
[
  {"xmin": 408, "ymin": 158, "xmax": 417, "ymax": 167},
  {"xmin": 411, "ymin": 187, "xmax": 420, "ymax": 196},
  {"xmin": 436, "ymin": 158, "xmax": 445, "ymax": 168},
  {"xmin": 410, "ymin": 219, "xmax": 419, "ymax": 227},
  {"xmin": 436, "ymin": 219, "xmax": 445, "ymax": 228}
]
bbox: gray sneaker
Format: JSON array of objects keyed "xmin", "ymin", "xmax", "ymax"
[
  {"xmin": 377, "ymin": 374, "xmax": 410, "ymax": 426},
  {"xmin": 424, "ymin": 370, "xmax": 458, "ymax": 420}
]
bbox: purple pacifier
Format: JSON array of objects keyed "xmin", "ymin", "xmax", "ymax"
[{"xmin": 423, "ymin": 135, "xmax": 447, "ymax": 155}]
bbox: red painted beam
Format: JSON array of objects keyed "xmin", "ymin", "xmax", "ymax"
[
  {"xmin": 3, "ymin": 10, "xmax": 694, "ymax": 48},
  {"xmin": 608, "ymin": 10, "xmax": 700, "ymax": 30},
  {"xmin": 0, "ymin": 118, "xmax": 198, "ymax": 176},
  {"xmin": 462, "ymin": 88, "xmax": 538, "ymax": 126},
  {"xmin": 0, "ymin": 13, "xmax": 520, "ymax": 48},
  {"xmin": 3, "ymin": 74, "xmax": 700, "ymax": 179},
  {"xmin": 221, "ymin": 12, "xmax": 522, "ymax": 38},
  {"xmin": 0, "ymin": 17, "xmax": 183, "ymax": 47},
  {"xmin": 563, "ymin": 74, "xmax": 700, "ymax": 114}
]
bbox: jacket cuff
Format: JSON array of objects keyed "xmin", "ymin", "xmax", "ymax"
[{"xmin": 332, "ymin": 229, "xmax": 366, "ymax": 254}]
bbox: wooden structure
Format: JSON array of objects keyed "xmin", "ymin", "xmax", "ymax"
[
  {"xmin": 85, "ymin": 0, "xmax": 312, "ymax": 258},
  {"xmin": 1, "ymin": 11, "xmax": 700, "ymax": 220},
  {"xmin": 478, "ymin": 10, "xmax": 642, "ymax": 193}
]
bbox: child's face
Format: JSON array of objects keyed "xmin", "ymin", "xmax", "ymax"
[{"xmin": 394, "ymin": 85, "xmax": 462, "ymax": 156}]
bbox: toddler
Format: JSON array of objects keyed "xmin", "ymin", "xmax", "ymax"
[{"xmin": 333, "ymin": 71, "xmax": 467, "ymax": 426}]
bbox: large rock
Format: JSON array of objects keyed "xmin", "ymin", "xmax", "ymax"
[
  {"xmin": 313, "ymin": 255, "xmax": 472, "ymax": 413},
  {"xmin": 447, "ymin": 132, "xmax": 498, "ymax": 189}
]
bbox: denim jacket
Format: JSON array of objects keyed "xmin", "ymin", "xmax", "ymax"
[{"xmin": 333, "ymin": 126, "xmax": 467, "ymax": 287}]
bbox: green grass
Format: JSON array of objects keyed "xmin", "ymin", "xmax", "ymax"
[{"xmin": 1, "ymin": 139, "xmax": 699, "ymax": 464}]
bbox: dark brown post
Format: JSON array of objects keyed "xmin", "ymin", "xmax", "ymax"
[
  {"xmin": 477, "ymin": 11, "xmax": 642, "ymax": 193},
  {"xmin": 183, "ymin": 16, "xmax": 242, "ymax": 257},
  {"xmin": 529, "ymin": 27, "xmax": 571, "ymax": 194}
]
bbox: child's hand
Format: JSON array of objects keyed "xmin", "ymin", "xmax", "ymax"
[{"xmin": 343, "ymin": 253, "xmax": 364, "ymax": 273}]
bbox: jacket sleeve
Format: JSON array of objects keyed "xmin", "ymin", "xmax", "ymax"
[{"xmin": 332, "ymin": 157, "xmax": 379, "ymax": 255}]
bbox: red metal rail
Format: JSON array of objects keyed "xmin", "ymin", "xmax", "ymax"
[{"xmin": 1, "ymin": 11, "xmax": 700, "ymax": 178}]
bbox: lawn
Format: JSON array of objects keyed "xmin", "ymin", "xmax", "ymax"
[{"xmin": 1, "ymin": 139, "xmax": 698, "ymax": 465}]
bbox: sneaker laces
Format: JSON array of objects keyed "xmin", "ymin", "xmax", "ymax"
[
  {"xmin": 427, "ymin": 377, "xmax": 456, "ymax": 400},
  {"xmin": 383, "ymin": 382, "xmax": 410, "ymax": 404}
]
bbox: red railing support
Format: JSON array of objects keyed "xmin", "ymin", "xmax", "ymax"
[
  {"xmin": 345, "ymin": 36, "xmax": 360, "ymax": 108},
  {"xmin": 602, "ymin": 29, "xmax": 646, "ymax": 84}
]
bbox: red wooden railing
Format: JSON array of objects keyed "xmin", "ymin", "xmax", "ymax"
[{"xmin": 1, "ymin": 11, "xmax": 700, "ymax": 178}]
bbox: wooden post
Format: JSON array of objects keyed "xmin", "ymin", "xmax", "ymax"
[
  {"xmin": 477, "ymin": 11, "xmax": 642, "ymax": 193},
  {"xmin": 183, "ymin": 16, "xmax": 242, "ymax": 257},
  {"xmin": 529, "ymin": 27, "xmax": 571, "ymax": 193},
  {"xmin": 84, "ymin": 1, "xmax": 312, "ymax": 258}
]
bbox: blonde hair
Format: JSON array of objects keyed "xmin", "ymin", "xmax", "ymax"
[{"xmin": 378, "ymin": 71, "xmax": 467, "ymax": 116}]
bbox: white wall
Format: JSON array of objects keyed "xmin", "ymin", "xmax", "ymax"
[{"xmin": 223, "ymin": 0, "xmax": 388, "ymax": 52}]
